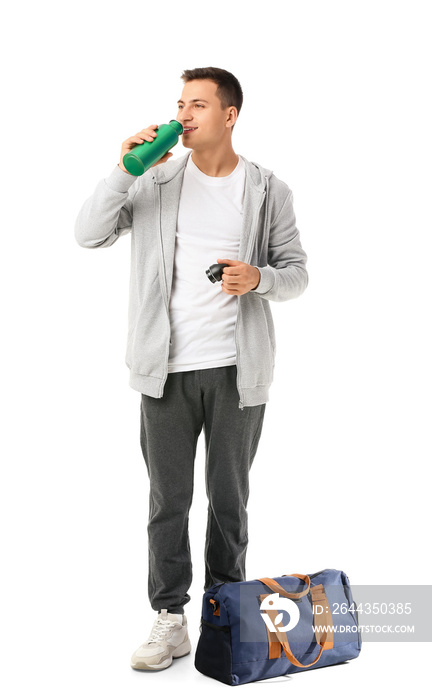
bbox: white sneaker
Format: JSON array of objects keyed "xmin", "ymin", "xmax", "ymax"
[{"xmin": 131, "ymin": 609, "xmax": 191, "ymax": 670}]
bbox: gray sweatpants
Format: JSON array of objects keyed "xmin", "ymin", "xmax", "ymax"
[{"xmin": 139, "ymin": 365, "xmax": 266, "ymax": 614}]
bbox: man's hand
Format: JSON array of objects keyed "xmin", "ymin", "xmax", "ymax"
[
  {"xmin": 217, "ymin": 258, "xmax": 261, "ymax": 296},
  {"xmin": 118, "ymin": 125, "xmax": 173, "ymax": 173}
]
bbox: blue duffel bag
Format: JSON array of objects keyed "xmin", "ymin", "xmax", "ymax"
[{"xmin": 194, "ymin": 569, "xmax": 361, "ymax": 685}]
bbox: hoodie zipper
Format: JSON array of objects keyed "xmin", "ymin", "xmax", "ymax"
[
  {"xmin": 235, "ymin": 182, "xmax": 267, "ymax": 410},
  {"xmin": 153, "ymin": 181, "xmax": 171, "ymax": 397},
  {"xmin": 154, "ymin": 171, "xmax": 268, "ymax": 408}
]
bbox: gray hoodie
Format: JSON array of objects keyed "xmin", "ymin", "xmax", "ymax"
[{"xmin": 74, "ymin": 152, "xmax": 308, "ymax": 409}]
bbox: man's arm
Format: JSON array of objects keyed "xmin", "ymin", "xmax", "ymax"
[
  {"xmin": 218, "ymin": 187, "xmax": 308, "ymax": 300},
  {"xmin": 75, "ymin": 125, "xmax": 171, "ymax": 249},
  {"xmin": 249, "ymin": 188, "xmax": 308, "ymax": 301},
  {"xmin": 74, "ymin": 166, "xmax": 139, "ymax": 249}
]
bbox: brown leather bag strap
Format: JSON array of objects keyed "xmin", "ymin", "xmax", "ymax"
[
  {"xmin": 257, "ymin": 573, "xmax": 311, "ymax": 599},
  {"xmin": 259, "ymin": 578, "xmax": 334, "ymax": 667},
  {"xmin": 272, "ymin": 617, "xmax": 328, "ymax": 668},
  {"xmin": 310, "ymin": 584, "xmax": 334, "ymax": 650}
]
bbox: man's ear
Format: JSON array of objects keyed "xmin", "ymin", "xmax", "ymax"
[{"xmin": 226, "ymin": 106, "xmax": 238, "ymax": 128}]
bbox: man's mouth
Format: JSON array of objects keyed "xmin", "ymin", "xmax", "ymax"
[{"xmin": 183, "ymin": 127, "xmax": 198, "ymax": 134}]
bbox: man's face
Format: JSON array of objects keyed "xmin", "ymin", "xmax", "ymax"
[{"xmin": 176, "ymin": 79, "xmax": 235, "ymax": 150}]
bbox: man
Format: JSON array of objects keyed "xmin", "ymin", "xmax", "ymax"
[{"xmin": 74, "ymin": 67, "xmax": 308, "ymax": 672}]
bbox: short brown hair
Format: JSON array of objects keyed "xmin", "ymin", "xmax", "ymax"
[{"xmin": 180, "ymin": 67, "xmax": 243, "ymax": 130}]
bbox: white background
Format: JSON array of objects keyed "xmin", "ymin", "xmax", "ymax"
[{"xmin": 1, "ymin": 0, "xmax": 431, "ymax": 697}]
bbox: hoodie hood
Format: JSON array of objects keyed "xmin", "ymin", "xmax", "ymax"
[{"xmin": 150, "ymin": 151, "xmax": 273, "ymax": 193}]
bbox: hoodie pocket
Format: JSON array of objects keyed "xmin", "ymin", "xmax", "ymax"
[{"xmin": 262, "ymin": 300, "xmax": 276, "ymax": 354}]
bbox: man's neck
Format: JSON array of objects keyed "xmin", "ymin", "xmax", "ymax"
[{"xmin": 191, "ymin": 144, "xmax": 239, "ymax": 178}]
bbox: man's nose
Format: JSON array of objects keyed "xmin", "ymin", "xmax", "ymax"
[{"xmin": 179, "ymin": 110, "xmax": 193, "ymax": 122}]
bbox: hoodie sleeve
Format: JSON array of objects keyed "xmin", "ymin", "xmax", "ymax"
[
  {"xmin": 250, "ymin": 188, "xmax": 308, "ymax": 301},
  {"xmin": 74, "ymin": 165, "xmax": 139, "ymax": 248}
]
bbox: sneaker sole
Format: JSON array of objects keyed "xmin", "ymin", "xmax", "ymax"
[{"xmin": 131, "ymin": 638, "xmax": 192, "ymax": 671}]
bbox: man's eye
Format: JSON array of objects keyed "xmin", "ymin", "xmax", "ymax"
[
  {"xmin": 177, "ymin": 105, "xmax": 183, "ymax": 109},
  {"xmin": 195, "ymin": 104, "xmax": 204, "ymax": 108}
]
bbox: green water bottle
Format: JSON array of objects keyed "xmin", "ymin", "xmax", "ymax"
[{"xmin": 122, "ymin": 120, "xmax": 183, "ymax": 176}]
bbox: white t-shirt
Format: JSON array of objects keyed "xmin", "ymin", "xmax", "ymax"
[{"xmin": 167, "ymin": 154, "xmax": 246, "ymax": 373}]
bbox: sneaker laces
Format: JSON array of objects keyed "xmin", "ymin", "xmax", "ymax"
[{"xmin": 147, "ymin": 618, "xmax": 177, "ymax": 644}]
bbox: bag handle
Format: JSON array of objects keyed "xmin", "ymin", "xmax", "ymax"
[
  {"xmin": 257, "ymin": 573, "xmax": 311, "ymax": 599},
  {"xmin": 270, "ymin": 612, "xmax": 328, "ymax": 668},
  {"xmin": 258, "ymin": 576, "xmax": 334, "ymax": 668}
]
